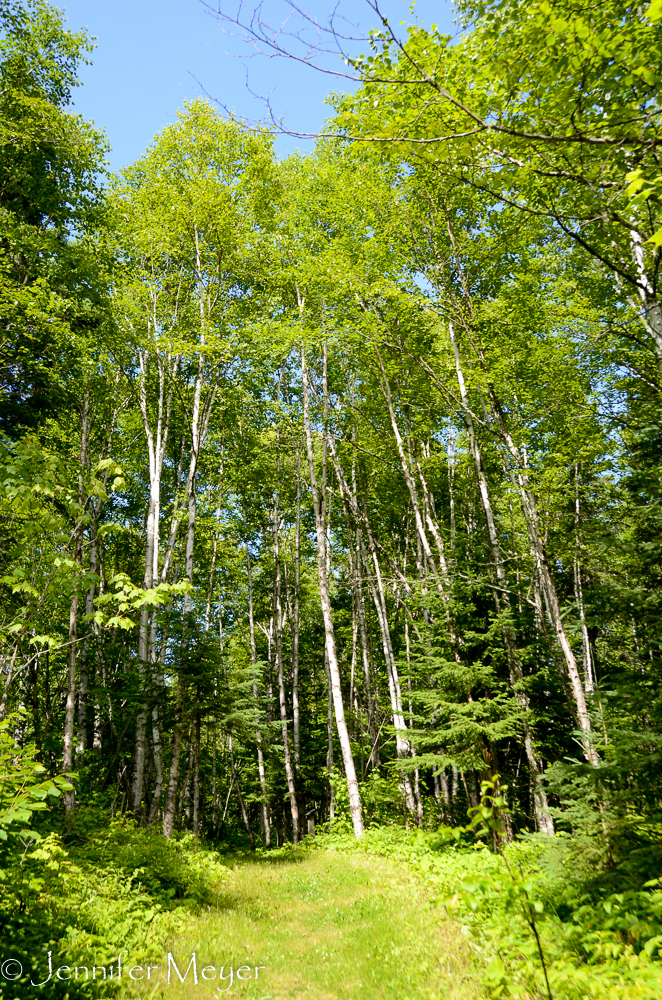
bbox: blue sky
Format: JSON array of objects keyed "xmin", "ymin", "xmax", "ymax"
[{"xmin": 62, "ymin": 0, "xmax": 457, "ymax": 171}]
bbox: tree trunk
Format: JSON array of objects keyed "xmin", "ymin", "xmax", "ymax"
[
  {"xmin": 328, "ymin": 438, "xmax": 380, "ymax": 769},
  {"xmin": 193, "ymin": 685, "xmax": 201, "ymax": 836},
  {"xmin": 450, "ymin": 324, "xmax": 554, "ymax": 833},
  {"xmin": 362, "ymin": 534, "xmax": 417, "ymax": 817},
  {"xmin": 485, "ymin": 368, "xmax": 598, "ymax": 765},
  {"xmin": 229, "ymin": 734, "xmax": 255, "ymax": 852},
  {"xmin": 348, "ymin": 447, "xmax": 380, "ymax": 769},
  {"xmin": 573, "ymin": 464, "xmax": 594, "ymax": 693},
  {"xmin": 273, "ymin": 455, "xmax": 300, "ymax": 843},
  {"xmin": 132, "ymin": 350, "xmax": 175, "ymax": 815},
  {"xmin": 244, "ymin": 502, "xmax": 271, "ymax": 846},
  {"xmin": 324, "ymin": 647, "xmax": 335, "ymax": 823},
  {"xmin": 63, "ymin": 392, "xmax": 90, "ymax": 812},
  {"xmin": 211, "ymin": 722, "xmax": 218, "ymax": 834},
  {"xmin": 162, "ymin": 685, "xmax": 183, "ymax": 838},
  {"xmin": 404, "ymin": 619, "xmax": 424, "ymax": 825},
  {"xmin": 77, "ymin": 511, "xmax": 97, "ymax": 757},
  {"xmin": 630, "ymin": 226, "xmax": 662, "ymax": 368},
  {"xmin": 179, "ymin": 739, "xmax": 192, "ymax": 831},
  {"xmin": 147, "ymin": 695, "xmax": 164, "ymax": 826},
  {"xmin": 292, "ymin": 442, "xmax": 302, "ymax": 772},
  {"xmin": 301, "ymin": 339, "xmax": 364, "ymax": 838},
  {"xmin": 374, "ymin": 347, "xmax": 461, "ymax": 661}
]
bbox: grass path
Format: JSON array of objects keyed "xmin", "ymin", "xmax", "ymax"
[{"xmin": 130, "ymin": 847, "xmax": 480, "ymax": 1000}]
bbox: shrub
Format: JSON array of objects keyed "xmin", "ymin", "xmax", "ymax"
[{"xmin": 0, "ymin": 814, "xmax": 230, "ymax": 999}]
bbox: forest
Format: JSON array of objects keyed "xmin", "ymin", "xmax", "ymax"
[{"xmin": 1, "ymin": 0, "xmax": 662, "ymax": 997}]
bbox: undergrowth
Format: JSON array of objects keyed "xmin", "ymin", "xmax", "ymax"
[{"xmin": 0, "ymin": 815, "xmax": 230, "ymax": 999}]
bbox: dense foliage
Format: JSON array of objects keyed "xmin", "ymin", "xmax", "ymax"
[{"xmin": 1, "ymin": 0, "xmax": 662, "ymax": 996}]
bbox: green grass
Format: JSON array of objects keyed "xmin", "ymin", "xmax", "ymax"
[{"xmin": 126, "ymin": 845, "xmax": 479, "ymax": 1000}]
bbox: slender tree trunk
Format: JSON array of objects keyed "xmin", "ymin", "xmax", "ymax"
[
  {"xmin": 199, "ymin": 479, "xmax": 222, "ymax": 834},
  {"xmin": 292, "ymin": 442, "xmax": 302, "ymax": 772},
  {"xmin": 277, "ymin": 622, "xmax": 299, "ymax": 843},
  {"xmin": 349, "ymin": 610, "xmax": 358, "ymax": 721},
  {"xmin": 362, "ymin": 535, "xmax": 417, "ymax": 816},
  {"xmin": 244, "ymin": 503, "xmax": 271, "ymax": 846},
  {"xmin": 206, "ymin": 528, "xmax": 219, "ymax": 631},
  {"xmin": 162, "ymin": 425, "xmax": 201, "ymax": 834},
  {"xmin": 193, "ymin": 685, "xmax": 201, "ymax": 836},
  {"xmin": 229, "ymin": 734, "xmax": 255, "ymax": 851},
  {"xmin": 211, "ymin": 722, "xmax": 218, "ymax": 834},
  {"xmin": 63, "ymin": 392, "xmax": 90, "ymax": 812},
  {"xmin": 273, "ymin": 402, "xmax": 300, "ymax": 844},
  {"xmin": 301, "ymin": 338, "xmax": 364, "ymax": 837},
  {"xmin": 184, "ymin": 771, "xmax": 191, "ymax": 830},
  {"xmin": 348, "ymin": 445, "xmax": 380, "ymax": 768},
  {"xmin": 448, "ymin": 419, "xmax": 456, "ymax": 551},
  {"xmin": 404, "ymin": 619, "xmax": 424, "ymax": 824},
  {"xmin": 573, "ymin": 464, "xmax": 594, "ymax": 693},
  {"xmin": 450, "ymin": 324, "xmax": 554, "ymax": 832},
  {"xmin": 323, "ymin": 647, "xmax": 335, "ymax": 823},
  {"xmin": 147, "ymin": 695, "xmax": 164, "ymax": 826},
  {"xmin": 162, "ymin": 686, "xmax": 183, "ymax": 838},
  {"xmin": 630, "ymin": 226, "xmax": 662, "ymax": 368},
  {"xmin": 132, "ymin": 351, "xmax": 175, "ymax": 815},
  {"xmin": 171, "ymin": 429, "xmax": 200, "ymax": 831},
  {"xmin": 63, "ymin": 594, "xmax": 80, "ymax": 815},
  {"xmin": 178, "ymin": 739, "xmax": 192, "ymax": 831},
  {"xmin": 355, "ymin": 544, "xmax": 380, "ymax": 769},
  {"xmin": 77, "ymin": 510, "xmax": 97, "ymax": 757},
  {"xmin": 374, "ymin": 348, "xmax": 461, "ymax": 664},
  {"xmin": 484, "ymin": 369, "xmax": 598, "ymax": 765},
  {"xmin": 329, "ymin": 437, "xmax": 380, "ymax": 769}
]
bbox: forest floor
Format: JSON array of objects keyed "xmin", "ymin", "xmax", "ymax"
[{"xmin": 127, "ymin": 846, "xmax": 479, "ymax": 1000}]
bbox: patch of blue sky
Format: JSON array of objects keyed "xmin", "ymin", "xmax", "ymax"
[{"xmin": 62, "ymin": 0, "xmax": 457, "ymax": 171}]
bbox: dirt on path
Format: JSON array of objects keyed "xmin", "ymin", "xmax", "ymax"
[{"xmin": 128, "ymin": 847, "xmax": 479, "ymax": 1000}]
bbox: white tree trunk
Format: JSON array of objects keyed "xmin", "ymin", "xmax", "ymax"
[
  {"xmin": 450, "ymin": 323, "xmax": 598, "ymax": 766},
  {"xmin": 292, "ymin": 443, "xmax": 302, "ymax": 772},
  {"xmin": 451, "ymin": 325, "xmax": 554, "ymax": 833},
  {"xmin": 362, "ymin": 534, "xmax": 417, "ymax": 816},
  {"xmin": 301, "ymin": 342, "xmax": 364, "ymax": 838},
  {"xmin": 273, "ymin": 414, "xmax": 300, "ymax": 843},
  {"xmin": 244, "ymin": 507, "xmax": 271, "ymax": 846},
  {"xmin": 63, "ymin": 392, "xmax": 91, "ymax": 812},
  {"xmin": 132, "ymin": 346, "xmax": 176, "ymax": 815}
]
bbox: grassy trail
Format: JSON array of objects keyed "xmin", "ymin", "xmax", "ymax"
[{"xmin": 130, "ymin": 847, "xmax": 479, "ymax": 1000}]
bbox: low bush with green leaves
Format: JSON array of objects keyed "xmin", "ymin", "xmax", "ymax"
[
  {"xmin": 73, "ymin": 814, "xmax": 231, "ymax": 908},
  {"xmin": 445, "ymin": 863, "xmax": 662, "ymax": 1000},
  {"xmin": 1, "ymin": 833, "xmax": 176, "ymax": 998},
  {"xmin": 0, "ymin": 803, "xmax": 230, "ymax": 998}
]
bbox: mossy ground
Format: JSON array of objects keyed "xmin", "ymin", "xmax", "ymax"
[{"xmin": 127, "ymin": 846, "xmax": 478, "ymax": 1000}]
